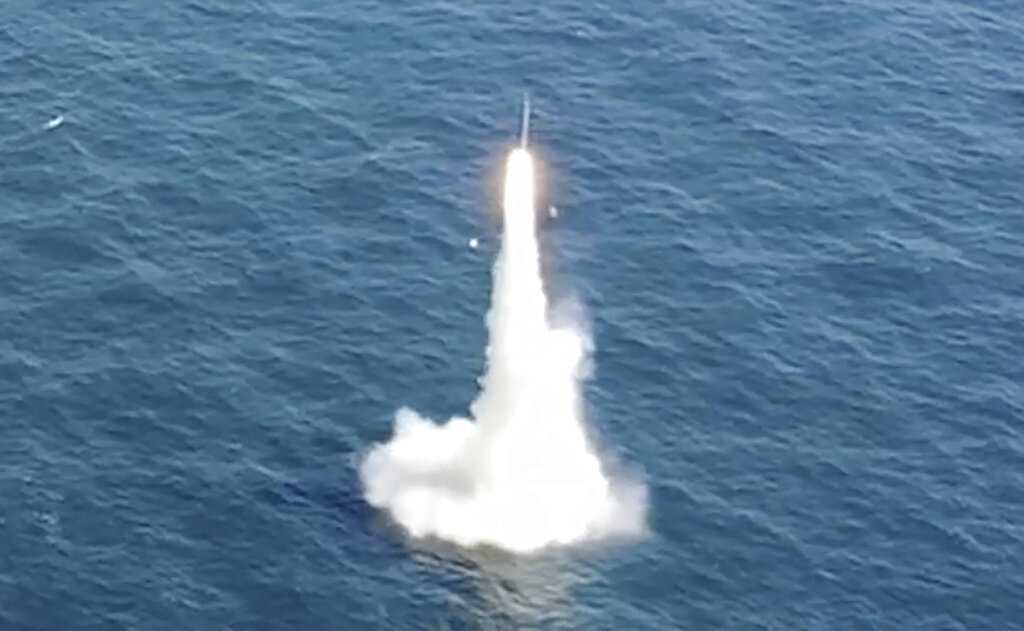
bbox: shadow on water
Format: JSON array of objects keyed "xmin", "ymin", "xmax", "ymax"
[{"xmin": 398, "ymin": 532, "xmax": 616, "ymax": 630}]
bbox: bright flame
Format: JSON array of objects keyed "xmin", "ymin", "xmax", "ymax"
[
  {"xmin": 359, "ymin": 147, "xmax": 646, "ymax": 554},
  {"xmin": 503, "ymin": 148, "xmax": 535, "ymax": 222}
]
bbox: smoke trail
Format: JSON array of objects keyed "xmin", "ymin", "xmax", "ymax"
[{"xmin": 360, "ymin": 148, "xmax": 645, "ymax": 554}]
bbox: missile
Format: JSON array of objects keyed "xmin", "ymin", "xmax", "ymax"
[
  {"xmin": 519, "ymin": 93, "xmax": 530, "ymax": 147},
  {"xmin": 503, "ymin": 91, "xmax": 535, "ymax": 228}
]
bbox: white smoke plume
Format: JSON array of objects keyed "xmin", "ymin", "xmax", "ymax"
[{"xmin": 360, "ymin": 149, "xmax": 646, "ymax": 554}]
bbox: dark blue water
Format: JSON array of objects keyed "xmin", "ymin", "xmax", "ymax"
[{"xmin": 3, "ymin": 1, "xmax": 1023, "ymax": 628}]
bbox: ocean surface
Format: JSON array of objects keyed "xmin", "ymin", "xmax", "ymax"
[{"xmin": 2, "ymin": 0, "xmax": 1023, "ymax": 628}]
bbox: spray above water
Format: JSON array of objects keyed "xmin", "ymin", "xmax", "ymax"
[{"xmin": 360, "ymin": 107, "xmax": 645, "ymax": 554}]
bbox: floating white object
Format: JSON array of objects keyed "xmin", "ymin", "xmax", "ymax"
[
  {"xmin": 469, "ymin": 238, "xmax": 479, "ymax": 249},
  {"xmin": 549, "ymin": 205, "xmax": 559, "ymax": 218},
  {"xmin": 45, "ymin": 115, "xmax": 63, "ymax": 130}
]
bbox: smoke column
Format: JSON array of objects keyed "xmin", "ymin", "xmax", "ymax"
[{"xmin": 360, "ymin": 148, "xmax": 645, "ymax": 554}]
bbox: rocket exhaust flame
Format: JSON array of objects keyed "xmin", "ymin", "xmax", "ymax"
[{"xmin": 359, "ymin": 119, "xmax": 646, "ymax": 554}]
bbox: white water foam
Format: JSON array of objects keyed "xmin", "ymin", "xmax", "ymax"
[{"xmin": 360, "ymin": 148, "xmax": 645, "ymax": 554}]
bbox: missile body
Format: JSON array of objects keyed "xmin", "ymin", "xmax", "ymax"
[
  {"xmin": 519, "ymin": 93, "xmax": 530, "ymax": 147},
  {"xmin": 504, "ymin": 95, "xmax": 536, "ymax": 235}
]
